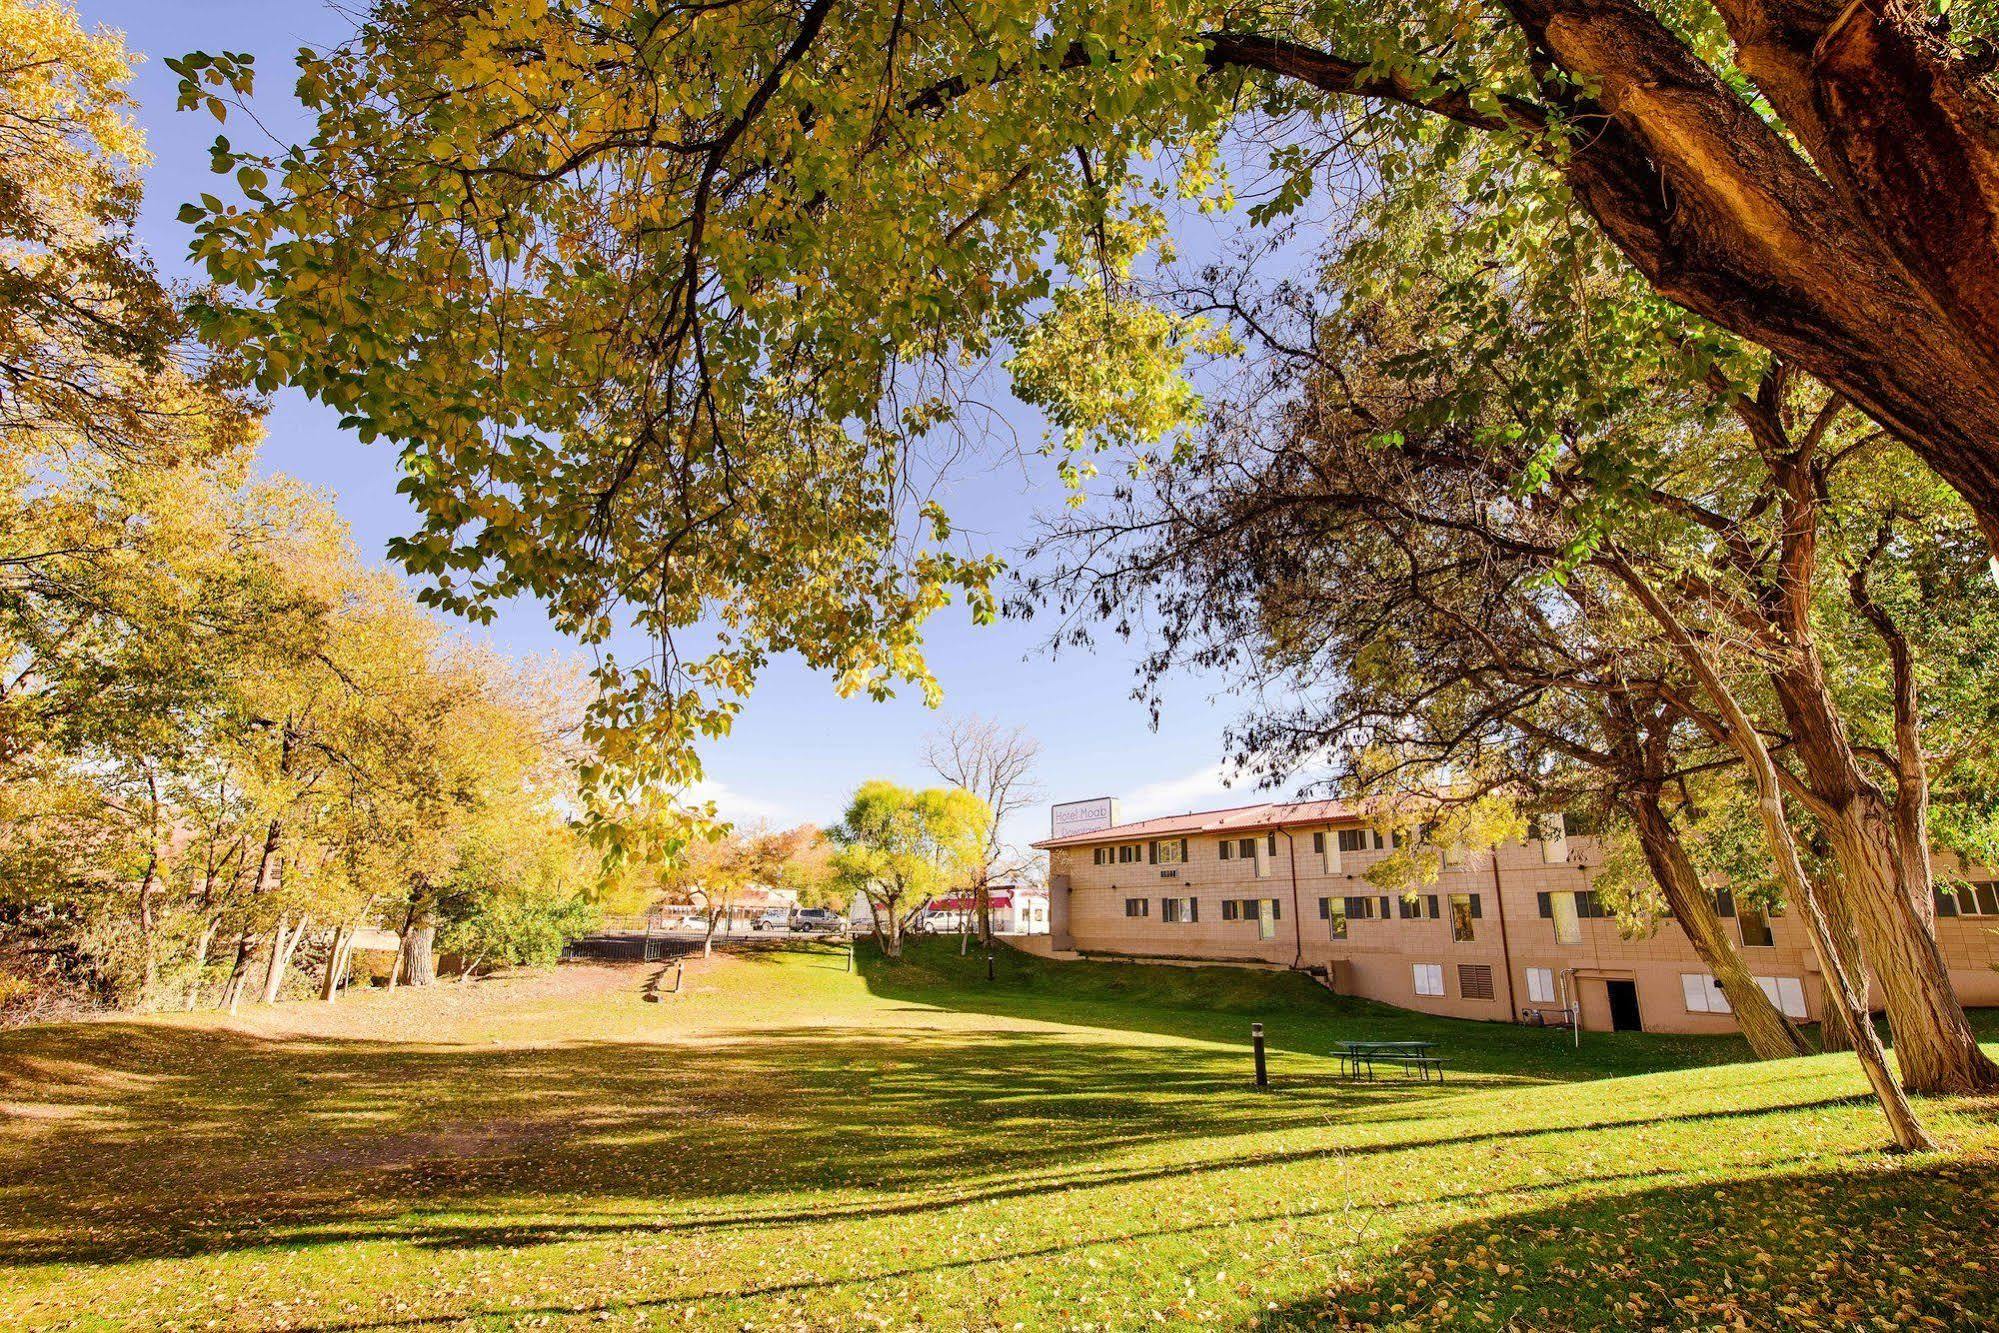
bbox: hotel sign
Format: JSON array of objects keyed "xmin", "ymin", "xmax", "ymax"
[{"xmin": 1050, "ymin": 796, "xmax": 1120, "ymax": 838}]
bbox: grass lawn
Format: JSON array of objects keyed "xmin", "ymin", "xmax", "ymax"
[{"xmin": 2, "ymin": 939, "xmax": 1996, "ymax": 1330}]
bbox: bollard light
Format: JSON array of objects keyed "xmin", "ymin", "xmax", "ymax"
[{"xmin": 1252, "ymin": 1021, "xmax": 1268, "ymax": 1088}]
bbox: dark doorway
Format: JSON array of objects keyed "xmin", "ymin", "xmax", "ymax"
[{"xmin": 1606, "ymin": 979, "xmax": 1643, "ymax": 1032}]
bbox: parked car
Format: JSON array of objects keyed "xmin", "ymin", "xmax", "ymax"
[
  {"xmin": 789, "ymin": 907, "xmax": 843, "ymax": 933},
  {"xmin": 752, "ymin": 909, "xmax": 791, "ymax": 932}
]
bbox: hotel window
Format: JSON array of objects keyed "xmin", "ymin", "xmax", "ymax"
[
  {"xmin": 1458, "ymin": 964, "xmax": 1495, "ymax": 1000},
  {"xmin": 1312, "ymin": 831, "xmax": 1326, "ymax": 855},
  {"xmin": 1093, "ymin": 847, "xmax": 1106, "ymax": 866},
  {"xmin": 1449, "ymin": 893, "xmax": 1478, "ymax": 942},
  {"xmin": 1344, "ymin": 895, "xmax": 1375, "ymax": 920},
  {"xmin": 1935, "ymin": 883, "xmax": 1987, "ymax": 916},
  {"xmin": 1738, "ymin": 904, "xmax": 1774, "ymax": 947},
  {"xmin": 1413, "ymin": 963, "xmax": 1445, "ymax": 997},
  {"xmin": 1218, "ymin": 839, "xmax": 1233, "ymax": 861},
  {"xmin": 1237, "ymin": 837, "xmax": 1256, "ymax": 860},
  {"xmin": 1943, "ymin": 881, "xmax": 1999, "ymax": 915},
  {"xmin": 1755, "ymin": 975, "xmax": 1809, "ymax": 1018},
  {"xmin": 1526, "ymin": 967, "xmax": 1557, "ymax": 1004},
  {"xmin": 1256, "ymin": 898, "xmax": 1278, "ymax": 940},
  {"xmin": 1221, "ymin": 900, "xmax": 1239, "ymax": 921},
  {"xmin": 1337, "ymin": 828, "xmax": 1369, "ymax": 854},
  {"xmin": 1539, "ymin": 890, "xmax": 1583, "ymax": 945},
  {"xmin": 1162, "ymin": 896, "xmax": 1198, "ymax": 924},
  {"xmin": 1378, "ymin": 895, "xmax": 1391, "ymax": 921},
  {"xmin": 1319, "ymin": 897, "xmax": 1348, "ymax": 939},
  {"xmin": 1152, "ymin": 838, "xmax": 1187, "ymax": 866},
  {"xmin": 1124, "ymin": 897, "xmax": 1149, "ymax": 918},
  {"xmin": 1682, "ymin": 973, "xmax": 1731, "ymax": 1014}
]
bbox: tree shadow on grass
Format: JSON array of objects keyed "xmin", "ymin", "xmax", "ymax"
[
  {"xmin": 0, "ymin": 980, "xmax": 1875, "ymax": 1278},
  {"xmin": 0, "ymin": 1007, "xmax": 1539, "ymax": 1269},
  {"xmin": 257, "ymin": 1136, "xmax": 1991, "ymax": 1332},
  {"xmin": 1251, "ymin": 1153, "xmax": 1999, "ymax": 1329}
]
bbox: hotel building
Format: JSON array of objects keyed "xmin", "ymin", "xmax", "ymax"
[{"xmin": 1029, "ymin": 798, "xmax": 1999, "ymax": 1036}]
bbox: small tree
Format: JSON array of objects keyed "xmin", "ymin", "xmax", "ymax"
[{"xmin": 832, "ymin": 781, "xmax": 989, "ymax": 960}]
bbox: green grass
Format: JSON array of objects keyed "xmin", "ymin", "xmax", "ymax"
[{"xmin": 1, "ymin": 938, "xmax": 1995, "ymax": 1330}]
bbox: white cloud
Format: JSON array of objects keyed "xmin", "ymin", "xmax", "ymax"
[
  {"xmin": 1124, "ymin": 762, "xmax": 1240, "ymax": 819},
  {"xmin": 682, "ymin": 778, "xmax": 791, "ymax": 827}
]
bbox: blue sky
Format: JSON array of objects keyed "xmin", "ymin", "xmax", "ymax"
[{"xmin": 89, "ymin": 0, "xmax": 1275, "ymax": 852}]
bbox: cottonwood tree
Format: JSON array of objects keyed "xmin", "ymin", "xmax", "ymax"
[
  {"xmin": 832, "ymin": 781, "xmax": 990, "ymax": 960},
  {"xmin": 167, "ymin": 0, "xmax": 1999, "ymax": 837},
  {"xmin": 922, "ymin": 716, "xmax": 1043, "ymax": 944}
]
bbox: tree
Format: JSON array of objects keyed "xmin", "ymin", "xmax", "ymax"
[
  {"xmin": 657, "ymin": 822, "xmax": 827, "ymax": 956},
  {"xmin": 922, "ymin": 716, "xmax": 1043, "ymax": 945},
  {"xmin": 173, "ymin": 2, "xmax": 1999, "ymax": 727},
  {"xmin": 832, "ymin": 781, "xmax": 990, "ymax": 960}
]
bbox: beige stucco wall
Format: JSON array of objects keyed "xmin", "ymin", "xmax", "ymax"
[{"xmin": 1046, "ymin": 828, "xmax": 1999, "ymax": 1035}]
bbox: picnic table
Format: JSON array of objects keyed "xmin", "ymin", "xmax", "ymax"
[{"xmin": 1332, "ymin": 1040, "xmax": 1447, "ymax": 1083}]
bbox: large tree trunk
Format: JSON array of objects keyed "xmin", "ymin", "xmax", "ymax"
[
  {"xmin": 258, "ymin": 917, "xmax": 292, "ymax": 1004},
  {"xmin": 1816, "ymin": 793, "xmax": 1996, "ymax": 1092},
  {"xmin": 1613, "ymin": 560, "xmax": 1934, "ymax": 1150},
  {"xmin": 1805, "ymin": 862, "xmax": 1866, "ymax": 1053},
  {"xmin": 221, "ymin": 933, "xmax": 257, "ymax": 1014},
  {"xmin": 319, "ymin": 925, "xmax": 349, "ymax": 1002},
  {"xmin": 1762, "ymin": 637, "xmax": 1999, "ymax": 1092},
  {"xmin": 260, "ymin": 915, "xmax": 310, "ymax": 1003},
  {"xmin": 1628, "ymin": 794, "xmax": 1811, "ymax": 1059},
  {"xmin": 399, "ymin": 913, "xmax": 437, "ymax": 988}
]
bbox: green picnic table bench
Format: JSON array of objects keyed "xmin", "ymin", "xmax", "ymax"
[{"xmin": 1332, "ymin": 1040, "xmax": 1448, "ymax": 1083}]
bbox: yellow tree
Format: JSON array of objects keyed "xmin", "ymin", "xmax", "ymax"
[{"xmin": 832, "ymin": 781, "xmax": 989, "ymax": 960}]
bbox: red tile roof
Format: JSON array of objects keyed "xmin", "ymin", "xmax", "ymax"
[{"xmin": 1032, "ymin": 798, "xmax": 1370, "ymax": 849}]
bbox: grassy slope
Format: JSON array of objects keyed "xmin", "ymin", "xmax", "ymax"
[{"xmin": 0, "ymin": 938, "xmax": 1991, "ymax": 1331}]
